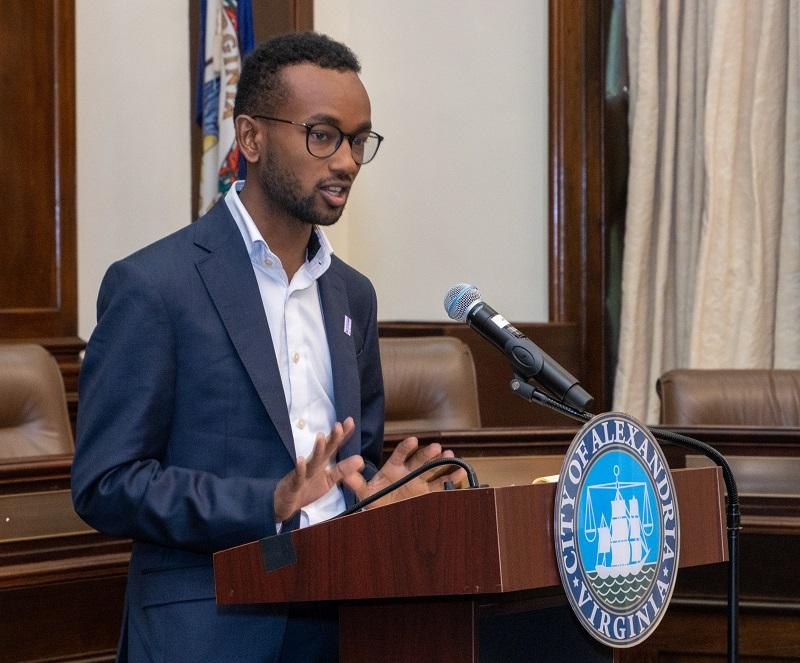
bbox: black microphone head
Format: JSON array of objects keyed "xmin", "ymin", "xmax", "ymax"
[{"xmin": 444, "ymin": 283, "xmax": 482, "ymax": 322}]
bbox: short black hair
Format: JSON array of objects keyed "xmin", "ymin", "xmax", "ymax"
[{"xmin": 234, "ymin": 32, "xmax": 361, "ymax": 118}]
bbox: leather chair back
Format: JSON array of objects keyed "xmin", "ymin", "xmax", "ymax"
[
  {"xmin": 380, "ymin": 337, "xmax": 481, "ymax": 434},
  {"xmin": 657, "ymin": 368, "xmax": 800, "ymax": 426},
  {"xmin": 0, "ymin": 344, "xmax": 74, "ymax": 457}
]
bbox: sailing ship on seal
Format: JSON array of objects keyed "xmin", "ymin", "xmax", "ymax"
[{"xmin": 584, "ymin": 465, "xmax": 655, "ymax": 579}]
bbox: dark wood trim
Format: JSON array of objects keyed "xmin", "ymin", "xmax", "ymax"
[
  {"xmin": 0, "ymin": 0, "xmax": 78, "ymax": 342},
  {"xmin": 2, "ymin": 426, "xmax": 798, "ymax": 661},
  {"xmin": 0, "ymin": 1, "xmax": 84, "ymax": 430},
  {"xmin": 0, "ymin": 454, "xmax": 72, "ymax": 495},
  {"xmin": 617, "ymin": 606, "xmax": 800, "ymax": 661},
  {"xmin": 293, "ymin": 0, "xmax": 313, "ymax": 30},
  {"xmin": 549, "ymin": 0, "xmax": 618, "ymax": 410},
  {"xmin": 55, "ymin": 0, "xmax": 78, "ymax": 338}
]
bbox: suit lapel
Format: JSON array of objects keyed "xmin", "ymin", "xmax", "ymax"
[
  {"xmin": 319, "ymin": 264, "xmax": 364, "ymax": 508},
  {"xmin": 318, "ymin": 264, "xmax": 360, "ymax": 439},
  {"xmin": 193, "ymin": 204, "xmax": 296, "ymax": 460}
]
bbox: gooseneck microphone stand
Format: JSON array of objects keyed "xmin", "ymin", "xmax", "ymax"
[
  {"xmin": 339, "ymin": 457, "xmax": 480, "ymax": 517},
  {"xmin": 510, "ymin": 376, "xmax": 741, "ymax": 663}
]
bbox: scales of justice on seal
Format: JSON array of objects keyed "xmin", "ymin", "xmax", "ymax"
[
  {"xmin": 442, "ymin": 284, "xmax": 742, "ymax": 662},
  {"xmin": 554, "ymin": 413, "xmax": 680, "ymax": 650}
]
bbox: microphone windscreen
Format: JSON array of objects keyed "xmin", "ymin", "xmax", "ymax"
[{"xmin": 444, "ymin": 283, "xmax": 481, "ymax": 322}]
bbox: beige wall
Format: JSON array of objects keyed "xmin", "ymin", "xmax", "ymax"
[
  {"xmin": 75, "ymin": 1, "xmax": 548, "ymax": 338},
  {"xmin": 315, "ymin": 0, "xmax": 549, "ymax": 322},
  {"xmin": 76, "ymin": 0, "xmax": 191, "ymax": 341}
]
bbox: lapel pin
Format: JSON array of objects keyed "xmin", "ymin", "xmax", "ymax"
[{"xmin": 343, "ymin": 315, "xmax": 352, "ymax": 336}]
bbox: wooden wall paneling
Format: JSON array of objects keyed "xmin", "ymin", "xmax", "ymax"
[
  {"xmin": 0, "ymin": 0, "xmax": 84, "ymax": 394},
  {"xmin": 616, "ymin": 606, "xmax": 800, "ymax": 662},
  {"xmin": 1, "ymin": 578, "xmax": 124, "ymax": 662},
  {"xmin": 2, "ymin": 429, "xmax": 798, "ymax": 660},
  {"xmin": 0, "ymin": 499, "xmax": 129, "ymax": 661},
  {"xmin": 1, "ymin": 570, "xmax": 127, "ymax": 662},
  {"xmin": 549, "ymin": 0, "xmax": 618, "ymax": 411},
  {"xmin": 0, "ymin": 458, "xmax": 130, "ymax": 661}
]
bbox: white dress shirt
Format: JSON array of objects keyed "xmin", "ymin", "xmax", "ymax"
[{"xmin": 225, "ymin": 181, "xmax": 344, "ymax": 527}]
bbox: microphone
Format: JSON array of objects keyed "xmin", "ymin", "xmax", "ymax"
[{"xmin": 444, "ymin": 283, "xmax": 594, "ymax": 411}]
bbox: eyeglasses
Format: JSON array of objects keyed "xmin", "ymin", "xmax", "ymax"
[{"xmin": 252, "ymin": 115, "xmax": 384, "ymax": 165}]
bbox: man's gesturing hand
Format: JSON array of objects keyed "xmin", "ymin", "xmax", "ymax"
[
  {"xmin": 343, "ymin": 437, "xmax": 467, "ymax": 508},
  {"xmin": 273, "ymin": 417, "xmax": 364, "ymax": 523}
]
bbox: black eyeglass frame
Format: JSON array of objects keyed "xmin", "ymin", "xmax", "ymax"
[{"xmin": 251, "ymin": 115, "xmax": 384, "ymax": 165}]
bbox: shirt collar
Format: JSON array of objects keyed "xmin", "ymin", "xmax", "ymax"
[{"xmin": 224, "ymin": 181, "xmax": 333, "ymax": 279}]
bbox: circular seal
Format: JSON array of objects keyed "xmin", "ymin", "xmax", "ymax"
[{"xmin": 554, "ymin": 412, "xmax": 680, "ymax": 648}]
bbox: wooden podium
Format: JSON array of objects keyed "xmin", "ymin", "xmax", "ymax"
[{"xmin": 213, "ymin": 466, "xmax": 726, "ymax": 662}]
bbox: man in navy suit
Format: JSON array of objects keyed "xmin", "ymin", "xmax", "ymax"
[{"xmin": 72, "ymin": 32, "xmax": 464, "ymax": 662}]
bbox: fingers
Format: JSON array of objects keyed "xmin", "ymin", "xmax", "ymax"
[
  {"xmin": 385, "ymin": 436, "xmax": 420, "ymax": 466},
  {"xmin": 340, "ymin": 462, "xmax": 369, "ymax": 498},
  {"xmin": 328, "ymin": 454, "xmax": 365, "ymax": 484},
  {"xmin": 331, "ymin": 454, "xmax": 369, "ymax": 502},
  {"xmin": 294, "ymin": 456, "xmax": 307, "ymax": 484},
  {"xmin": 386, "ymin": 437, "xmax": 444, "ymax": 472},
  {"xmin": 304, "ymin": 417, "xmax": 356, "ymax": 475},
  {"xmin": 412, "ymin": 448, "xmax": 452, "ymax": 481},
  {"xmin": 340, "ymin": 416, "xmax": 356, "ymax": 439},
  {"xmin": 274, "ymin": 417, "xmax": 363, "ymax": 522},
  {"xmin": 415, "ymin": 449, "xmax": 465, "ymax": 484},
  {"xmin": 274, "ymin": 455, "xmax": 306, "ymax": 523},
  {"xmin": 390, "ymin": 438, "xmax": 462, "ymax": 477},
  {"xmin": 304, "ymin": 431, "xmax": 332, "ymax": 476}
]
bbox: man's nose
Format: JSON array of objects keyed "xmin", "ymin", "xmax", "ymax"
[{"xmin": 327, "ymin": 139, "xmax": 360, "ymax": 175}]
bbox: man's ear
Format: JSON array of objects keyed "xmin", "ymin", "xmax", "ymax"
[{"xmin": 235, "ymin": 115, "xmax": 263, "ymax": 164}]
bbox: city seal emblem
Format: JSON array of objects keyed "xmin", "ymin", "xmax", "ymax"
[{"xmin": 555, "ymin": 412, "xmax": 680, "ymax": 648}]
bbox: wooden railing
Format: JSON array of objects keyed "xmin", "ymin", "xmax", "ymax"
[{"xmin": 2, "ymin": 426, "xmax": 798, "ymax": 661}]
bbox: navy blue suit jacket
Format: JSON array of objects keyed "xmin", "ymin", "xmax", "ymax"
[{"xmin": 72, "ymin": 201, "xmax": 384, "ymax": 661}]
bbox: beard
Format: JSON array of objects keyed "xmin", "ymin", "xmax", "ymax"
[{"xmin": 258, "ymin": 148, "xmax": 344, "ymax": 227}]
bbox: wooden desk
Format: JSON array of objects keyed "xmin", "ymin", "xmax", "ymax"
[
  {"xmin": 387, "ymin": 426, "xmax": 800, "ymax": 661},
  {"xmin": 0, "ymin": 455, "xmax": 127, "ymax": 662},
  {"xmin": 2, "ymin": 426, "xmax": 799, "ymax": 661}
]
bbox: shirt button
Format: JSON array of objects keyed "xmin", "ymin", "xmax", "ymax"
[
  {"xmin": 297, "ymin": 419, "xmax": 305, "ymax": 429},
  {"xmin": 292, "ymin": 352, "xmax": 300, "ymax": 364},
  {"xmin": 264, "ymin": 258, "xmax": 273, "ymax": 267}
]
